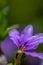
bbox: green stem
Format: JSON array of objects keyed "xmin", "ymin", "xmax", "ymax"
[{"xmin": 14, "ymin": 52, "xmax": 23, "ymax": 65}]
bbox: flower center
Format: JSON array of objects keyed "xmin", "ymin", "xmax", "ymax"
[{"xmin": 17, "ymin": 46, "xmax": 25, "ymax": 54}]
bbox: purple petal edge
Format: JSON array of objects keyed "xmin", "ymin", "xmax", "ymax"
[
  {"xmin": 1, "ymin": 36, "xmax": 18, "ymax": 58},
  {"xmin": 22, "ymin": 25, "xmax": 33, "ymax": 37},
  {"xmin": 25, "ymin": 33, "xmax": 43, "ymax": 50},
  {"xmin": 9, "ymin": 29, "xmax": 20, "ymax": 47},
  {"xmin": 25, "ymin": 52, "xmax": 43, "ymax": 60}
]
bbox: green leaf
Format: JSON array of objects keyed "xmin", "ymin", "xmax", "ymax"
[
  {"xmin": 7, "ymin": 63, "xmax": 13, "ymax": 65},
  {"xmin": 0, "ymin": 19, "xmax": 7, "ymax": 35},
  {"xmin": 0, "ymin": 24, "xmax": 19, "ymax": 40}
]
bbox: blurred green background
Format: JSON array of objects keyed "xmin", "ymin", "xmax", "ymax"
[
  {"xmin": 0, "ymin": 0, "xmax": 43, "ymax": 29},
  {"xmin": 0, "ymin": 0, "xmax": 43, "ymax": 52}
]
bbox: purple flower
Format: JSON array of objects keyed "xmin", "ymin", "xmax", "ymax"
[
  {"xmin": 1, "ymin": 25, "xmax": 43, "ymax": 59},
  {"xmin": 1, "ymin": 37, "xmax": 18, "ymax": 59},
  {"xmin": 21, "ymin": 56, "xmax": 41, "ymax": 65},
  {"xmin": 0, "ymin": 55, "xmax": 7, "ymax": 65},
  {"xmin": 40, "ymin": 62, "xmax": 43, "ymax": 65}
]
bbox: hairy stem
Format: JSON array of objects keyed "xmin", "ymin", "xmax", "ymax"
[
  {"xmin": 14, "ymin": 52, "xmax": 23, "ymax": 65},
  {"xmin": 14, "ymin": 46, "xmax": 25, "ymax": 65},
  {"xmin": 14, "ymin": 49, "xmax": 24, "ymax": 65}
]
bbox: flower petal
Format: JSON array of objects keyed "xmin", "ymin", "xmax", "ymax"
[
  {"xmin": 25, "ymin": 52, "xmax": 43, "ymax": 59},
  {"xmin": 25, "ymin": 44, "xmax": 38, "ymax": 50},
  {"xmin": 22, "ymin": 56, "xmax": 41, "ymax": 65},
  {"xmin": 22, "ymin": 25, "xmax": 33, "ymax": 37},
  {"xmin": 25, "ymin": 33, "xmax": 43, "ymax": 50},
  {"xmin": 0, "ymin": 55, "xmax": 7, "ymax": 65},
  {"xmin": 40, "ymin": 62, "xmax": 43, "ymax": 65},
  {"xmin": 1, "ymin": 36, "xmax": 18, "ymax": 59},
  {"xmin": 20, "ymin": 25, "xmax": 33, "ymax": 45},
  {"xmin": 9, "ymin": 29, "xmax": 20, "ymax": 47}
]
